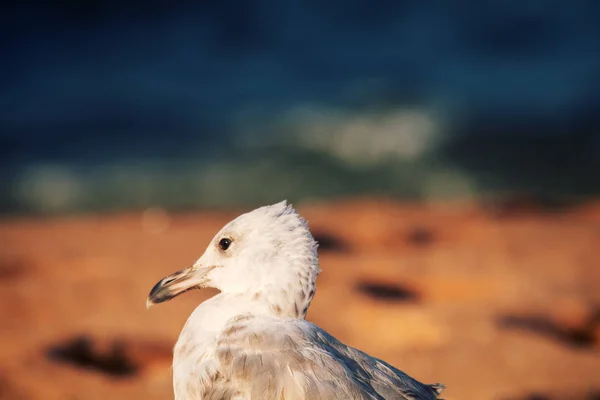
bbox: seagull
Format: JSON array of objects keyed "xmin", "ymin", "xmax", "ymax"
[{"xmin": 147, "ymin": 201, "xmax": 445, "ymax": 399}]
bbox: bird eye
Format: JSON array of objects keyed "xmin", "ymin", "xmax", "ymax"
[{"xmin": 219, "ymin": 238, "xmax": 232, "ymax": 251}]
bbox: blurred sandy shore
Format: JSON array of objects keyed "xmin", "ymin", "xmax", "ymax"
[{"xmin": 1, "ymin": 198, "xmax": 599, "ymax": 400}]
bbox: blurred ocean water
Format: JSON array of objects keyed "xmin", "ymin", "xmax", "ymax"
[{"xmin": 1, "ymin": 1, "xmax": 600, "ymax": 213}]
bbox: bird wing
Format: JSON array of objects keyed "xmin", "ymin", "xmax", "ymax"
[{"xmin": 203, "ymin": 314, "xmax": 444, "ymax": 400}]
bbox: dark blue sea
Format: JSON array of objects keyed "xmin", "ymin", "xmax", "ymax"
[{"xmin": 2, "ymin": 1, "xmax": 600, "ymax": 213}]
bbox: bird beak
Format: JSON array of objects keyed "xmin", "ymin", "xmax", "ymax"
[{"xmin": 146, "ymin": 265, "xmax": 215, "ymax": 308}]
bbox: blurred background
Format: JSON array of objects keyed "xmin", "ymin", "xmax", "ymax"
[
  {"xmin": 1, "ymin": 1, "xmax": 600, "ymax": 399},
  {"xmin": 3, "ymin": 0, "xmax": 600, "ymax": 213}
]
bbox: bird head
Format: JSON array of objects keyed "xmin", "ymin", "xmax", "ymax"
[{"xmin": 147, "ymin": 201, "xmax": 320, "ymax": 309}]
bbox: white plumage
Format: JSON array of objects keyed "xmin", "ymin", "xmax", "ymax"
[{"xmin": 147, "ymin": 201, "xmax": 445, "ymax": 399}]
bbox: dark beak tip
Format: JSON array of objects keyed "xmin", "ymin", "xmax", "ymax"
[
  {"xmin": 146, "ymin": 278, "xmax": 170, "ymax": 308},
  {"xmin": 149, "ymin": 279, "xmax": 165, "ymax": 298}
]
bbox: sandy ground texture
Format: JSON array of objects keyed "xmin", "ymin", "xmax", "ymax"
[{"xmin": 1, "ymin": 198, "xmax": 600, "ymax": 400}]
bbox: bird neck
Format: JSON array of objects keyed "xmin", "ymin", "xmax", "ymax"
[
  {"xmin": 202, "ymin": 280, "xmax": 316, "ymax": 324},
  {"xmin": 183, "ymin": 286, "xmax": 316, "ymax": 339},
  {"xmin": 252, "ymin": 281, "xmax": 316, "ymax": 319}
]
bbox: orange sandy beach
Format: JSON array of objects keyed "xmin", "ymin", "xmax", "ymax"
[{"xmin": 1, "ymin": 198, "xmax": 599, "ymax": 400}]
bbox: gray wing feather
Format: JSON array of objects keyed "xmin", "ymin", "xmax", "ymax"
[{"xmin": 203, "ymin": 315, "xmax": 444, "ymax": 400}]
